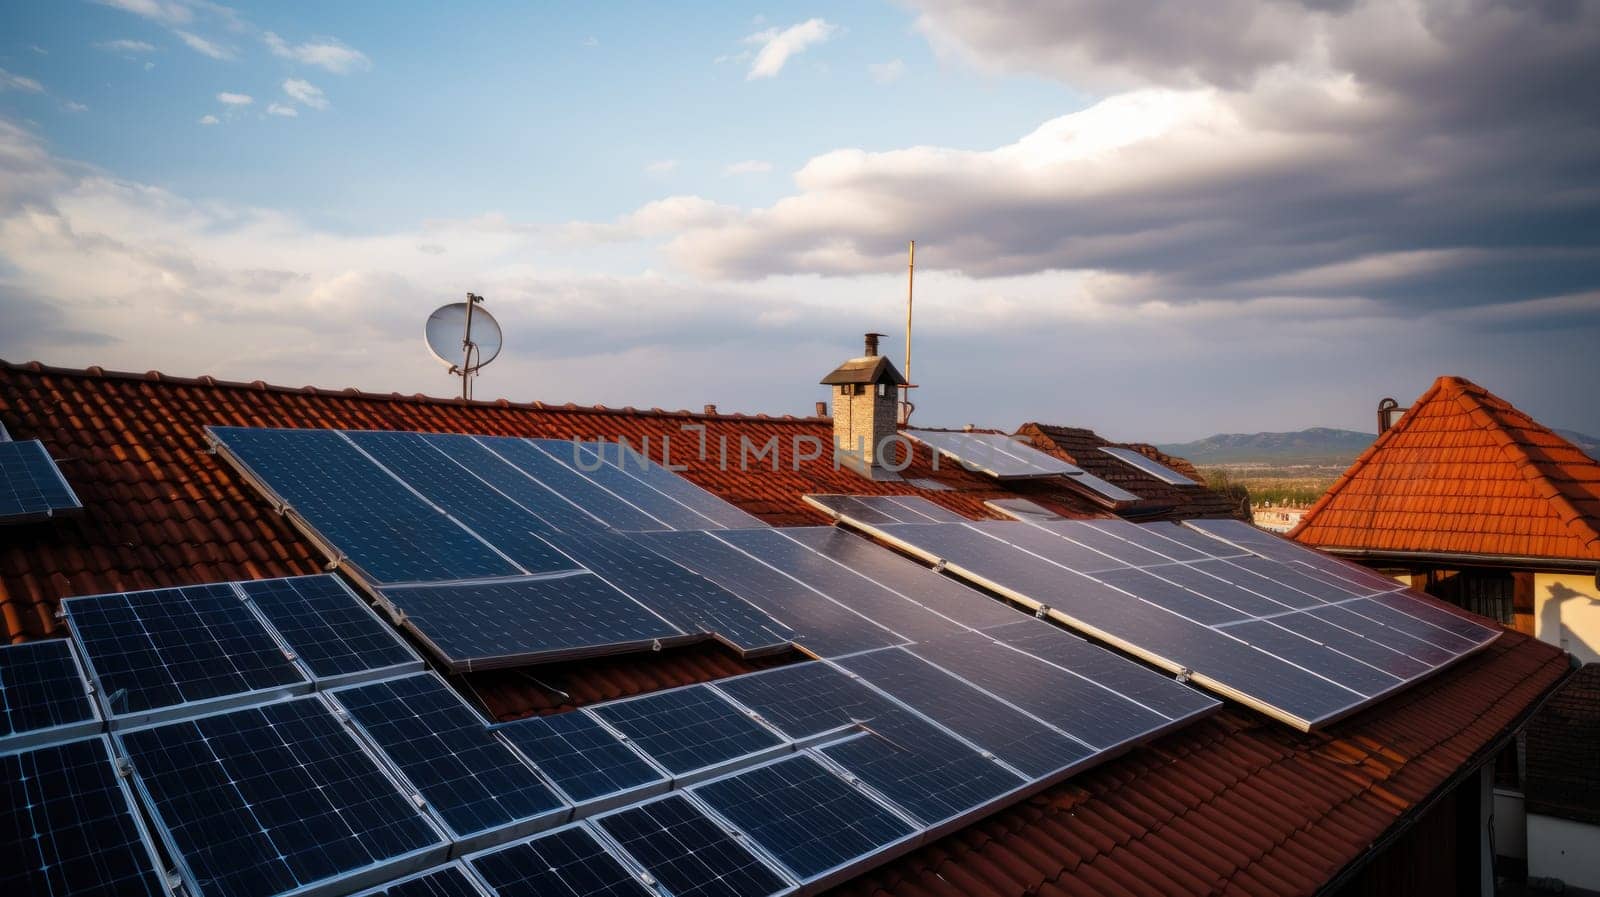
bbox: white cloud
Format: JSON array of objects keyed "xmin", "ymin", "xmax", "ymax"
[
  {"xmin": 743, "ymin": 18, "xmax": 838, "ymax": 79},
  {"xmin": 175, "ymin": 30, "xmax": 232, "ymax": 60},
  {"xmin": 581, "ymin": 36, "xmax": 599, "ymax": 48},
  {"xmin": 724, "ymin": 160, "xmax": 773, "ymax": 176},
  {"xmin": 266, "ymin": 102, "xmax": 297, "ymax": 117},
  {"xmin": 198, "ymin": 114, "xmax": 220, "ymax": 125},
  {"xmin": 645, "ymin": 159, "xmax": 678, "ymax": 174},
  {"xmin": 868, "ymin": 59, "xmax": 906, "ymax": 83},
  {"xmin": 63, "ymin": 101, "xmax": 89, "ymax": 113},
  {"xmin": 264, "ymin": 32, "xmax": 371, "ymax": 74},
  {"xmin": 281, "ymin": 78, "xmax": 328, "ymax": 110},
  {"xmin": 94, "ymin": 0, "xmax": 194, "ymax": 26},
  {"xmin": 216, "ymin": 92, "xmax": 253, "ymax": 105},
  {"xmin": 29, "ymin": 45, "xmax": 48, "ymax": 55},
  {"xmin": 94, "ymin": 39, "xmax": 158, "ymax": 53},
  {"xmin": 0, "ymin": 69, "xmax": 45, "ymax": 94}
]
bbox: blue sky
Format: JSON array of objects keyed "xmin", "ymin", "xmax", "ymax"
[{"xmin": 2, "ymin": 1, "xmax": 1598, "ymax": 441}]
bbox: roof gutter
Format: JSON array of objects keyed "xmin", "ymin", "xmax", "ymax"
[
  {"xmin": 1314, "ymin": 660, "xmax": 1576, "ymax": 896},
  {"xmin": 1318, "ymin": 546, "xmax": 1600, "ymax": 575}
]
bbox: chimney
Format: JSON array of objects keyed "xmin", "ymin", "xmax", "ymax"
[
  {"xmin": 815, "ymin": 401, "xmax": 828, "ymax": 418},
  {"xmin": 819, "ymin": 332, "xmax": 907, "ymax": 474},
  {"xmin": 1377, "ymin": 397, "xmax": 1406, "ymax": 433},
  {"xmin": 703, "ymin": 404, "xmax": 718, "ymax": 415}
]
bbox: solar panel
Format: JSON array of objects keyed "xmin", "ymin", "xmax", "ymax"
[
  {"xmin": 471, "ymin": 437, "xmax": 663, "ymax": 532},
  {"xmin": 208, "ymin": 427, "xmax": 520, "ymax": 584},
  {"xmin": 0, "ymin": 639, "xmax": 100, "ymax": 750},
  {"xmin": 466, "ymin": 823, "xmax": 654, "ymax": 897},
  {"xmin": 588, "ymin": 684, "xmax": 785, "ymax": 781},
  {"xmin": 120, "ymin": 696, "xmax": 448, "ymax": 897},
  {"xmin": 716, "ymin": 528, "xmax": 968, "ymax": 644},
  {"xmin": 1099, "ymin": 446, "xmax": 1199, "ymax": 485},
  {"xmin": 239, "ymin": 575, "xmax": 423, "ymax": 687},
  {"xmin": 1063, "ymin": 470, "xmax": 1144, "ymax": 504},
  {"xmin": 1080, "ymin": 518, "xmax": 1214, "ymax": 562},
  {"xmin": 548, "ymin": 440, "xmax": 716, "ymax": 531},
  {"xmin": 836, "ymin": 509, "xmax": 1499, "ymax": 729},
  {"xmin": 592, "ymin": 795, "xmax": 790, "ymax": 897},
  {"xmin": 984, "ymin": 498, "xmax": 1067, "ymax": 522},
  {"xmin": 421, "ymin": 433, "xmax": 606, "ymax": 534},
  {"xmin": 497, "ymin": 710, "xmax": 668, "ymax": 808},
  {"xmin": 376, "ymin": 573, "xmax": 685, "ymax": 671},
  {"xmin": 985, "ymin": 620, "xmax": 1220, "ymax": 720},
  {"xmin": 0, "ymin": 439, "xmax": 82, "ymax": 522},
  {"xmin": 586, "ymin": 441, "xmax": 766, "ymax": 529},
  {"xmin": 691, "ymin": 754, "xmax": 915, "ymax": 885},
  {"xmin": 345, "ymin": 430, "xmax": 580, "ymax": 574},
  {"xmin": 780, "ymin": 526, "xmax": 1022, "ymax": 631},
  {"xmin": 348, "ymin": 863, "xmax": 490, "ymax": 897},
  {"xmin": 803, "ymin": 493, "xmax": 968, "ymax": 524},
  {"xmin": 1, "ymin": 736, "xmax": 167, "ymax": 897},
  {"xmin": 332, "ymin": 674, "xmax": 566, "ymax": 847},
  {"xmin": 836, "ymin": 647, "xmax": 1095, "ymax": 778},
  {"xmin": 636, "ymin": 531, "xmax": 905, "ymax": 657},
  {"xmin": 64, "ymin": 582, "xmax": 310, "ymax": 726},
  {"xmin": 537, "ymin": 530, "xmax": 794, "ymax": 655},
  {"xmin": 905, "ymin": 429, "xmax": 1082, "ymax": 479},
  {"xmin": 713, "ymin": 661, "xmax": 901, "ymax": 740}
]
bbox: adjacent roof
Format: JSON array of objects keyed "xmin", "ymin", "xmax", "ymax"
[
  {"xmin": 0, "ymin": 358, "xmax": 1575, "ymax": 897},
  {"xmin": 1524, "ymin": 662, "xmax": 1600, "ymax": 826},
  {"xmin": 1017, "ymin": 422, "xmax": 1244, "ymax": 520},
  {"xmin": 1292, "ymin": 376, "xmax": 1600, "ymax": 565},
  {"xmin": 820, "ymin": 354, "xmax": 908, "ymax": 386}
]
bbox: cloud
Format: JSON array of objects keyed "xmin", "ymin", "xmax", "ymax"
[
  {"xmin": 216, "ymin": 91, "xmax": 253, "ymax": 105},
  {"xmin": 743, "ymin": 18, "xmax": 838, "ymax": 79},
  {"xmin": 264, "ymin": 32, "xmax": 371, "ymax": 74},
  {"xmin": 94, "ymin": 39, "xmax": 159, "ymax": 54},
  {"xmin": 281, "ymin": 78, "xmax": 328, "ymax": 110},
  {"xmin": 582, "ymin": 36, "xmax": 599, "ymax": 48},
  {"xmin": 63, "ymin": 101, "xmax": 89, "ymax": 113},
  {"xmin": 266, "ymin": 102, "xmax": 297, "ymax": 117},
  {"xmin": 868, "ymin": 59, "xmax": 906, "ymax": 83},
  {"xmin": 723, "ymin": 160, "xmax": 773, "ymax": 176},
  {"xmin": 93, "ymin": 0, "xmax": 194, "ymax": 27},
  {"xmin": 175, "ymin": 30, "xmax": 232, "ymax": 60},
  {"xmin": 645, "ymin": 159, "xmax": 678, "ymax": 174},
  {"xmin": 198, "ymin": 114, "xmax": 219, "ymax": 125},
  {"xmin": 0, "ymin": 69, "xmax": 44, "ymax": 93}
]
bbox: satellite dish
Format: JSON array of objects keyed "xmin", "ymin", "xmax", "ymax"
[{"xmin": 425, "ymin": 293, "xmax": 502, "ymax": 399}]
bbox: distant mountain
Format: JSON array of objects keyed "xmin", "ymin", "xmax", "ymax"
[
  {"xmin": 1158, "ymin": 428, "xmax": 1377, "ymax": 466},
  {"xmin": 1554, "ymin": 429, "xmax": 1600, "ymax": 456}
]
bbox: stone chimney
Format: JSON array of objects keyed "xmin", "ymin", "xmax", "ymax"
[{"xmin": 819, "ymin": 332, "xmax": 907, "ymax": 473}]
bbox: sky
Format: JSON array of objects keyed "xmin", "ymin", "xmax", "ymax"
[{"xmin": 1, "ymin": 0, "xmax": 1597, "ymax": 442}]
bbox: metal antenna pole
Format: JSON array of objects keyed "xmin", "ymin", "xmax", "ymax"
[
  {"xmin": 462, "ymin": 292, "xmax": 481, "ymax": 400},
  {"xmin": 902, "ymin": 240, "xmax": 915, "ymax": 425}
]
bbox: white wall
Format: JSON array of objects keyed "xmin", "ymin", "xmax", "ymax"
[
  {"xmin": 1534, "ymin": 573, "xmax": 1600, "ymax": 663},
  {"xmin": 1494, "ymin": 788, "xmax": 1526, "ymax": 860},
  {"xmin": 1528, "ymin": 813, "xmax": 1600, "ymax": 891}
]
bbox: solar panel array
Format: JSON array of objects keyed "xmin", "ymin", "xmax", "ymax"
[
  {"xmin": 0, "ymin": 438, "xmax": 83, "ymax": 523},
  {"xmin": 818, "ymin": 506, "xmax": 1500, "ymax": 729},
  {"xmin": 209, "ymin": 427, "xmax": 794, "ymax": 670},
  {"xmin": 240, "ymin": 575, "xmax": 423, "ymax": 687},
  {"xmin": 984, "ymin": 497, "xmax": 1068, "ymax": 523},
  {"xmin": 1099, "ymin": 446, "xmax": 1200, "ymax": 486},
  {"xmin": 904, "ymin": 429, "xmax": 1083, "ymax": 479},
  {"xmin": 0, "ymin": 639, "xmax": 100, "ymax": 750}
]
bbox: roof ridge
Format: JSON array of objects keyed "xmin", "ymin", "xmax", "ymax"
[
  {"xmin": 0, "ymin": 358, "xmax": 825, "ymax": 424},
  {"xmin": 1289, "ymin": 377, "xmax": 1448, "ymax": 539},
  {"xmin": 1446, "ymin": 379, "xmax": 1600, "ymax": 555}
]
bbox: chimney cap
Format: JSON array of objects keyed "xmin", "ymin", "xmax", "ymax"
[
  {"xmin": 864, "ymin": 332, "xmax": 887, "ymax": 357},
  {"xmin": 820, "ymin": 355, "xmax": 907, "ymax": 387}
]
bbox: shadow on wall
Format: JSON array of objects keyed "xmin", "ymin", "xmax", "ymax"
[{"xmin": 1541, "ymin": 581, "xmax": 1600, "ymax": 660}]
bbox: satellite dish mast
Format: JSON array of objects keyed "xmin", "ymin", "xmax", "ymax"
[{"xmin": 425, "ymin": 293, "xmax": 503, "ymax": 400}]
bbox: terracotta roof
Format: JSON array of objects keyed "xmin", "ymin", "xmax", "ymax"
[
  {"xmin": 1524, "ymin": 662, "xmax": 1600, "ymax": 825},
  {"xmin": 0, "ymin": 358, "xmax": 1576, "ymax": 897},
  {"xmin": 1017, "ymin": 422, "xmax": 1245, "ymax": 520},
  {"xmin": 1291, "ymin": 376, "xmax": 1600, "ymax": 564}
]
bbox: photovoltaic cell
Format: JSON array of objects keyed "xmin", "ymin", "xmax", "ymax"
[
  {"xmin": 238, "ymin": 575, "xmax": 421, "ymax": 686},
  {"xmin": 377, "ymin": 573, "xmax": 683, "ymax": 671},
  {"xmin": 549, "ymin": 441, "xmax": 711, "ymax": 531},
  {"xmin": 344, "ymin": 430, "xmax": 578, "ymax": 574},
  {"xmin": 497, "ymin": 710, "xmax": 666, "ymax": 805},
  {"xmin": 589, "ymin": 685, "xmax": 783, "ymax": 778},
  {"xmin": 1, "ymin": 736, "xmax": 166, "ymax": 897},
  {"xmin": 538, "ymin": 530, "xmax": 794, "ymax": 654},
  {"xmin": 332, "ymin": 674, "xmax": 566, "ymax": 841},
  {"xmin": 120, "ymin": 696, "xmax": 446, "ymax": 897},
  {"xmin": 594, "ymin": 795, "xmax": 789, "ymax": 897},
  {"xmin": 1098, "ymin": 446, "xmax": 1199, "ymax": 486},
  {"xmin": 837, "ymin": 648, "xmax": 1095, "ymax": 778},
  {"xmin": 349, "ymin": 864, "xmax": 487, "ymax": 897},
  {"xmin": 209, "ymin": 426, "xmax": 520, "ymax": 584},
  {"xmin": 693, "ymin": 754, "xmax": 914, "ymax": 882},
  {"xmin": 65, "ymin": 582, "xmax": 308, "ymax": 722},
  {"xmin": 985, "ymin": 620, "xmax": 1220, "ymax": 720},
  {"xmin": 0, "ymin": 439, "xmax": 81, "ymax": 522},
  {"xmin": 468, "ymin": 824, "xmax": 653, "ymax": 897},
  {"xmin": 984, "ymin": 498, "xmax": 1068, "ymax": 523},
  {"xmin": 815, "ymin": 718, "xmax": 1024, "ymax": 826},
  {"xmin": 474, "ymin": 438, "xmax": 663, "ymax": 532},
  {"xmin": 804, "ymin": 493, "xmax": 967, "ymax": 525},
  {"xmin": 1080, "ymin": 518, "xmax": 1213, "ymax": 562},
  {"xmin": 421, "ymin": 434, "xmax": 603, "ymax": 534},
  {"xmin": 905, "ymin": 429, "xmax": 1083, "ymax": 479},
  {"xmin": 713, "ymin": 661, "xmax": 901, "ymax": 740},
  {"xmin": 590, "ymin": 441, "xmax": 766, "ymax": 529},
  {"xmin": 637, "ymin": 530, "xmax": 905, "ymax": 657},
  {"xmin": 960, "ymin": 520, "xmax": 1131, "ymax": 574},
  {"xmin": 0, "ymin": 639, "xmax": 99, "ymax": 748}
]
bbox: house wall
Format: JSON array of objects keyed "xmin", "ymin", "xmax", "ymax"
[
  {"xmin": 1534, "ymin": 572, "xmax": 1600, "ymax": 663},
  {"xmin": 1494, "ymin": 788, "xmax": 1526, "ymax": 861},
  {"xmin": 1527, "ymin": 814, "xmax": 1600, "ymax": 891}
]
